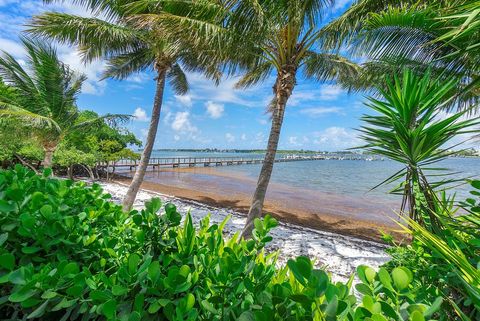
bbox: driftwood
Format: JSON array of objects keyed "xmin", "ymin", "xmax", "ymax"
[{"xmin": 13, "ymin": 153, "xmax": 38, "ymax": 174}]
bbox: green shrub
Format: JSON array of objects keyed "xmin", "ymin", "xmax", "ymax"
[
  {"xmin": 0, "ymin": 166, "xmax": 444, "ymax": 320},
  {"xmin": 384, "ymin": 180, "xmax": 480, "ymax": 320}
]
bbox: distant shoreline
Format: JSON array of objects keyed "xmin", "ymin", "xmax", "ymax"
[{"xmin": 134, "ymin": 149, "xmax": 480, "ymax": 158}]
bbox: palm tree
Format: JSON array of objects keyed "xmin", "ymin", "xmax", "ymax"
[
  {"xmin": 0, "ymin": 37, "xmax": 126, "ymax": 168},
  {"xmin": 229, "ymin": 0, "xmax": 359, "ymax": 237},
  {"xmin": 359, "ymin": 69, "xmax": 479, "ymax": 230},
  {"xmin": 30, "ymin": 0, "xmax": 222, "ymax": 210},
  {"xmin": 323, "ymin": 0, "xmax": 480, "ymax": 110}
]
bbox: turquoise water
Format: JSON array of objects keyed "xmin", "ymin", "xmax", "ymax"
[{"xmin": 149, "ymin": 151, "xmax": 480, "ymax": 203}]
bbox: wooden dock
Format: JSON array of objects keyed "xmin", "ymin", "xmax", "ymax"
[{"xmin": 101, "ymin": 154, "xmax": 377, "ymax": 171}]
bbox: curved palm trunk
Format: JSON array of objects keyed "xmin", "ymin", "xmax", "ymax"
[
  {"xmin": 122, "ymin": 67, "xmax": 168, "ymax": 211},
  {"xmin": 241, "ymin": 70, "xmax": 296, "ymax": 238},
  {"xmin": 42, "ymin": 142, "xmax": 58, "ymax": 168}
]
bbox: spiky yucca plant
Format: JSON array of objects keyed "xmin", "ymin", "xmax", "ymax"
[{"xmin": 359, "ymin": 69, "xmax": 479, "ymax": 229}]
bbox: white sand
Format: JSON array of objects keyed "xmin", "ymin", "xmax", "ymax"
[{"xmin": 100, "ymin": 182, "xmax": 390, "ymax": 282}]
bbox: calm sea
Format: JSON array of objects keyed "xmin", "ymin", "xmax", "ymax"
[{"xmin": 148, "ymin": 151, "xmax": 480, "ymax": 203}]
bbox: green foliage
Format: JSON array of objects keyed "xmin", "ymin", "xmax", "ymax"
[
  {"xmin": 384, "ymin": 180, "xmax": 480, "ymax": 320},
  {"xmin": 0, "ymin": 38, "xmax": 130, "ymax": 167},
  {"xmin": 0, "ymin": 165, "xmax": 445, "ymax": 320},
  {"xmin": 326, "ymin": 0, "xmax": 479, "ymax": 109},
  {"xmin": 56, "ymin": 110, "xmax": 141, "ymax": 170},
  {"xmin": 53, "ymin": 144, "xmax": 97, "ymax": 168},
  {"xmin": 359, "ymin": 69, "xmax": 478, "ymax": 226}
]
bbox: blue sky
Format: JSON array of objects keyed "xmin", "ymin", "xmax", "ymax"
[{"xmin": 0, "ymin": 0, "xmax": 376, "ymax": 151}]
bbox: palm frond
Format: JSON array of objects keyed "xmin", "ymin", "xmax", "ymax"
[
  {"xmin": 0, "ymin": 108, "xmax": 62, "ymax": 135},
  {"xmin": 28, "ymin": 12, "xmax": 142, "ymax": 62},
  {"xmin": 235, "ymin": 60, "xmax": 272, "ymax": 89},
  {"xmin": 72, "ymin": 113, "xmax": 132, "ymax": 131},
  {"xmin": 102, "ymin": 46, "xmax": 154, "ymax": 80},
  {"xmin": 167, "ymin": 63, "xmax": 188, "ymax": 95},
  {"xmin": 303, "ymin": 51, "xmax": 359, "ymax": 83}
]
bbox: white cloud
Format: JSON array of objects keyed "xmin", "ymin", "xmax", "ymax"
[
  {"xmin": 288, "ymin": 136, "xmax": 299, "ymax": 146},
  {"xmin": 184, "ymin": 72, "xmax": 273, "ymax": 108},
  {"xmin": 319, "ymin": 85, "xmax": 343, "ymax": 101},
  {"xmin": 133, "ymin": 107, "xmax": 149, "ymax": 121},
  {"xmin": 225, "ymin": 133, "xmax": 235, "ymax": 143},
  {"xmin": 241, "ymin": 133, "xmax": 247, "ymax": 141},
  {"xmin": 289, "ymin": 91, "xmax": 317, "ymax": 107},
  {"xmin": 171, "ymin": 111, "xmax": 198, "ymax": 134},
  {"xmin": 127, "ymin": 73, "xmax": 149, "ymax": 84},
  {"xmin": 205, "ymin": 101, "xmax": 224, "ymax": 119},
  {"xmin": 0, "ymin": 38, "xmax": 24, "ymax": 56},
  {"xmin": 175, "ymin": 94, "xmax": 193, "ymax": 108},
  {"xmin": 312, "ymin": 127, "xmax": 361, "ymax": 150},
  {"xmin": 299, "ymin": 106, "xmax": 344, "ymax": 117}
]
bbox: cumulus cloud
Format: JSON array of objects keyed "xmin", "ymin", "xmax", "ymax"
[
  {"xmin": 133, "ymin": 107, "xmax": 149, "ymax": 121},
  {"xmin": 241, "ymin": 133, "xmax": 247, "ymax": 141},
  {"xmin": 312, "ymin": 127, "xmax": 361, "ymax": 150},
  {"xmin": 319, "ymin": 85, "xmax": 343, "ymax": 101},
  {"xmin": 171, "ymin": 111, "xmax": 198, "ymax": 134},
  {"xmin": 175, "ymin": 94, "xmax": 193, "ymax": 107},
  {"xmin": 205, "ymin": 101, "xmax": 224, "ymax": 119}
]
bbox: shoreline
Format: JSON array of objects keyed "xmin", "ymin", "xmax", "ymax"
[
  {"xmin": 100, "ymin": 180, "xmax": 390, "ymax": 282},
  {"xmin": 113, "ymin": 171, "xmax": 403, "ymax": 243}
]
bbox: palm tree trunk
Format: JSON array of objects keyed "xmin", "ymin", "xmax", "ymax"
[
  {"xmin": 68, "ymin": 165, "xmax": 74, "ymax": 180},
  {"xmin": 241, "ymin": 70, "xmax": 296, "ymax": 238},
  {"xmin": 122, "ymin": 66, "xmax": 168, "ymax": 211},
  {"xmin": 42, "ymin": 142, "xmax": 57, "ymax": 168}
]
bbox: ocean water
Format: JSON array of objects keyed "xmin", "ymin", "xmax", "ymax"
[{"xmin": 148, "ymin": 151, "xmax": 480, "ymax": 202}]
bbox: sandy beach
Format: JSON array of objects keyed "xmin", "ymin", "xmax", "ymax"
[
  {"xmin": 114, "ymin": 166, "xmax": 403, "ymax": 242},
  {"xmin": 100, "ymin": 181, "xmax": 390, "ymax": 282}
]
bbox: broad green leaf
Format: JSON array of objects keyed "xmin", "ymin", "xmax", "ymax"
[
  {"xmin": 392, "ymin": 267, "xmax": 412, "ymax": 290},
  {"xmin": 0, "ymin": 200, "xmax": 15, "ymax": 212},
  {"xmin": 128, "ymin": 254, "xmax": 141, "ymax": 275},
  {"xmin": 0, "ymin": 253, "xmax": 14, "ymax": 271},
  {"xmin": 103, "ymin": 299, "xmax": 117, "ymax": 319},
  {"xmin": 27, "ymin": 299, "xmax": 49, "ymax": 319},
  {"xmin": 238, "ymin": 311, "xmax": 255, "ymax": 321}
]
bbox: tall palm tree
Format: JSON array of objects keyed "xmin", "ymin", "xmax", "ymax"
[
  {"xmin": 323, "ymin": 0, "xmax": 480, "ymax": 110},
  {"xmin": 230, "ymin": 0, "xmax": 359, "ymax": 237},
  {"xmin": 30, "ymin": 0, "xmax": 222, "ymax": 210},
  {"xmin": 0, "ymin": 37, "xmax": 126, "ymax": 168}
]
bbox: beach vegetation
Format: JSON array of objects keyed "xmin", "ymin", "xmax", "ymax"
[
  {"xmin": 30, "ymin": 0, "xmax": 225, "ymax": 212},
  {"xmin": 0, "ymin": 165, "xmax": 478, "ymax": 319},
  {"xmin": 0, "ymin": 166, "xmax": 459, "ymax": 320},
  {"xmin": 384, "ymin": 179, "xmax": 480, "ymax": 319},
  {"xmin": 0, "ymin": 38, "xmax": 129, "ymax": 169},
  {"xmin": 358, "ymin": 69, "xmax": 479, "ymax": 229}
]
